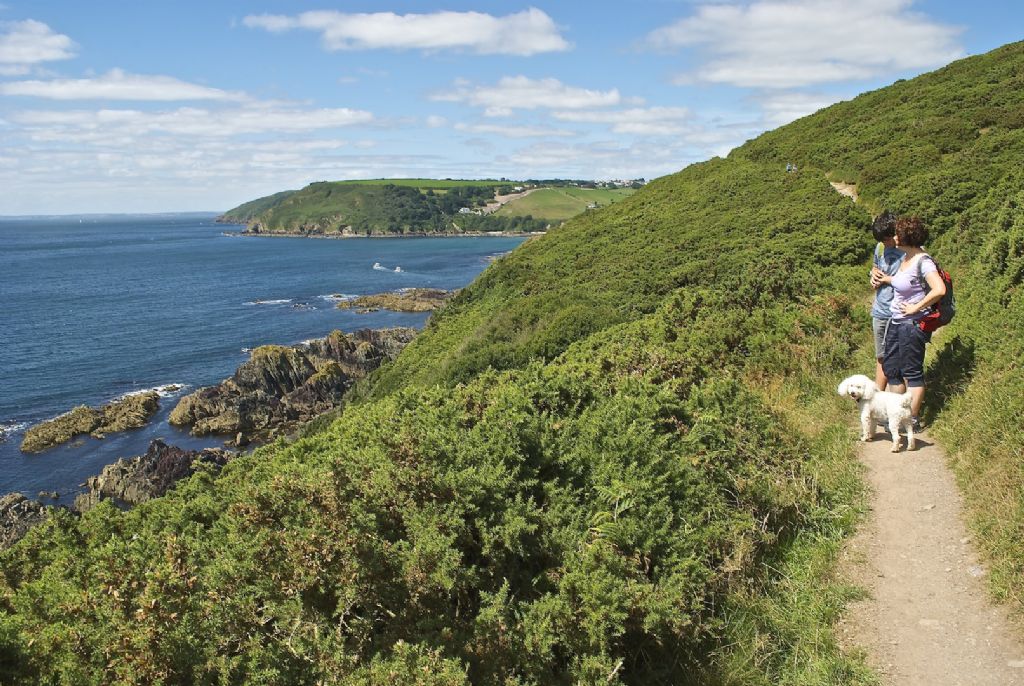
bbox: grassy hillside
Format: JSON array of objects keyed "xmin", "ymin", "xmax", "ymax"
[
  {"xmin": 218, "ymin": 189, "xmax": 297, "ymax": 224},
  {"xmin": 221, "ymin": 181, "xmax": 545, "ymax": 236},
  {"xmin": 496, "ymin": 187, "xmax": 635, "ymax": 221},
  {"xmin": 4, "ymin": 40, "xmax": 1024, "ymax": 685}
]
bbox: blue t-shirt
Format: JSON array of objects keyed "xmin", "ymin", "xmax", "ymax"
[{"xmin": 871, "ymin": 243, "xmax": 904, "ymax": 319}]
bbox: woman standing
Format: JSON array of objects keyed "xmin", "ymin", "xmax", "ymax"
[{"xmin": 878, "ymin": 216, "xmax": 946, "ymax": 431}]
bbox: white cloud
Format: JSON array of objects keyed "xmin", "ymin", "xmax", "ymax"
[
  {"xmin": 10, "ymin": 104, "xmax": 373, "ymax": 139},
  {"xmin": 0, "ymin": 19, "xmax": 75, "ymax": 66},
  {"xmin": 0, "ymin": 69, "xmax": 247, "ymax": 101},
  {"xmin": 647, "ymin": 0, "xmax": 963, "ymax": 88},
  {"xmin": 425, "ymin": 115, "xmax": 448, "ymax": 128},
  {"xmin": 552, "ymin": 107, "xmax": 692, "ymax": 135},
  {"xmin": 756, "ymin": 91, "xmax": 844, "ymax": 126},
  {"xmin": 243, "ymin": 8, "xmax": 569, "ymax": 56},
  {"xmin": 434, "ymin": 76, "xmax": 622, "ymax": 116},
  {"xmin": 454, "ymin": 122, "xmax": 576, "ymax": 138}
]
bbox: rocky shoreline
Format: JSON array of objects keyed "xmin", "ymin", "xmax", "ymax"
[
  {"xmin": 336, "ymin": 288, "xmax": 455, "ymax": 313},
  {"xmin": 169, "ymin": 328, "xmax": 416, "ymax": 447},
  {"xmin": 1, "ymin": 440, "xmax": 237, "ymax": 549},
  {"xmin": 0, "ymin": 494, "xmax": 49, "ymax": 548},
  {"xmin": 74, "ymin": 439, "xmax": 234, "ymax": 512},
  {"xmin": 2, "ymin": 317, "xmax": 425, "ymax": 550},
  {"xmin": 20, "ymin": 390, "xmax": 163, "ymax": 453}
]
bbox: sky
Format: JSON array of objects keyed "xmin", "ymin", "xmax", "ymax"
[{"xmin": 0, "ymin": 1, "xmax": 1020, "ymax": 214}]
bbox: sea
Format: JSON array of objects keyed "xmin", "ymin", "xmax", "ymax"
[{"xmin": 0, "ymin": 214, "xmax": 528, "ymax": 499}]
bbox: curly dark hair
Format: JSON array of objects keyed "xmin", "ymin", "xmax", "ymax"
[
  {"xmin": 895, "ymin": 216, "xmax": 929, "ymax": 247},
  {"xmin": 871, "ymin": 210, "xmax": 897, "ymax": 241}
]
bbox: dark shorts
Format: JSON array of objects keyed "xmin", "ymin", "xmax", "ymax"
[
  {"xmin": 872, "ymin": 317, "xmax": 890, "ymax": 359},
  {"xmin": 882, "ymin": 318, "xmax": 931, "ymax": 388}
]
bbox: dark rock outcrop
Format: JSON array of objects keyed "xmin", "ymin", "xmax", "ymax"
[
  {"xmin": 20, "ymin": 391, "xmax": 161, "ymax": 453},
  {"xmin": 74, "ymin": 439, "xmax": 234, "ymax": 512},
  {"xmin": 169, "ymin": 328, "xmax": 416, "ymax": 445},
  {"xmin": 337, "ymin": 288, "xmax": 455, "ymax": 313},
  {"xmin": 0, "ymin": 494, "xmax": 48, "ymax": 549}
]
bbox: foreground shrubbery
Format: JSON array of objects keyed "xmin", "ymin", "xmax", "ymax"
[{"xmin": 0, "ymin": 278, "xmax": 867, "ymax": 684}]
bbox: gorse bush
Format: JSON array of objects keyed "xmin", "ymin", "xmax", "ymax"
[
  {"xmin": 4, "ymin": 39, "xmax": 1024, "ymax": 685},
  {"xmin": 0, "ymin": 281, "xmax": 864, "ymax": 685}
]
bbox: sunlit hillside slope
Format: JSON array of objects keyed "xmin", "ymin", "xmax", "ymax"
[{"xmin": 2, "ymin": 40, "xmax": 1023, "ymax": 686}]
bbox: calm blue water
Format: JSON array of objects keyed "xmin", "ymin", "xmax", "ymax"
[{"xmin": 0, "ymin": 214, "xmax": 526, "ymax": 498}]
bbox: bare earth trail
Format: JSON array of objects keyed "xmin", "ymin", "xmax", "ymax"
[
  {"xmin": 839, "ymin": 430, "xmax": 1024, "ymax": 684},
  {"xmin": 830, "ymin": 180, "xmax": 860, "ymax": 202}
]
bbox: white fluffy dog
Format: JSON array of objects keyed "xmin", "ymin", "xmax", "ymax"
[{"xmin": 837, "ymin": 374, "xmax": 915, "ymax": 452}]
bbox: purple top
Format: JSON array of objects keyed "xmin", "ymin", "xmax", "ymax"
[{"xmin": 890, "ymin": 253, "xmax": 937, "ymax": 321}]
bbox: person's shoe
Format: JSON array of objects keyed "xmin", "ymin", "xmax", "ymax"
[{"xmin": 910, "ymin": 416, "xmax": 924, "ymax": 432}]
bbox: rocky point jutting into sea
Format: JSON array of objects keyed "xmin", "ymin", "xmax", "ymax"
[
  {"xmin": 336, "ymin": 287, "xmax": 455, "ymax": 313},
  {"xmin": 169, "ymin": 327, "xmax": 417, "ymax": 446},
  {"xmin": 19, "ymin": 390, "xmax": 163, "ymax": 453}
]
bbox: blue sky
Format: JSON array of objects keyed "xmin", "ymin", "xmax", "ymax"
[{"xmin": 0, "ymin": 1, "xmax": 1019, "ymax": 214}]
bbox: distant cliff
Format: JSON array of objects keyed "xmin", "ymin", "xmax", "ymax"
[{"xmin": 219, "ymin": 180, "xmax": 546, "ymax": 235}]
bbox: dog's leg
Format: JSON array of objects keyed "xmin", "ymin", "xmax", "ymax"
[
  {"xmin": 860, "ymin": 405, "xmax": 873, "ymax": 441},
  {"xmin": 888, "ymin": 417, "xmax": 902, "ymax": 453},
  {"xmin": 906, "ymin": 418, "xmax": 915, "ymax": 451}
]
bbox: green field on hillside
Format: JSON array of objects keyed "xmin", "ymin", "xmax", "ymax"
[
  {"xmin": 4, "ymin": 40, "xmax": 1024, "ymax": 686},
  {"xmin": 496, "ymin": 187, "xmax": 636, "ymax": 221}
]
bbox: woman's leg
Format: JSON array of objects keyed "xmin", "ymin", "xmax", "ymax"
[
  {"xmin": 898, "ymin": 322, "xmax": 930, "ymax": 418},
  {"xmin": 875, "ymin": 359, "xmax": 889, "ymax": 391},
  {"xmin": 910, "ymin": 385, "xmax": 926, "ymax": 417}
]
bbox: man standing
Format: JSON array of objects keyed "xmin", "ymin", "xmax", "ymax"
[{"xmin": 869, "ymin": 211, "xmax": 903, "ymax": 390}]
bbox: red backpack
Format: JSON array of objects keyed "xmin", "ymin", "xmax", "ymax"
[{"xmin": 916, "ymin": 254, "xmax": 956, "ymax": 332}]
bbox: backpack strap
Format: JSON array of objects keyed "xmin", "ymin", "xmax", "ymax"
[{"xmin": 916, "ymin": 253, "xmax": 938, "ymax": 291}]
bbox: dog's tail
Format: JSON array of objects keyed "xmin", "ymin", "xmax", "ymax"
[{"xmin": 901, "ymin": 390, "xmax": 913, "ymax": 409}]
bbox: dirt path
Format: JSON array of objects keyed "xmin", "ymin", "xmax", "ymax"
[
  {"xmin": 483, "ymin": 187, "xmax": 539, "ymax": 214},
  {"xmin": 830, "ymin": 180, "xmax": 860, "ymax": 202},
  {"xmin": 839, "ymin": 430, "xmax": 1024, "ymax": 684}
]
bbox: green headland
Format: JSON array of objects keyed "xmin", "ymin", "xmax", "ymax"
[{"xmin": 219, "ymin": 178, "xmax": 640, "ymax": 235}]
